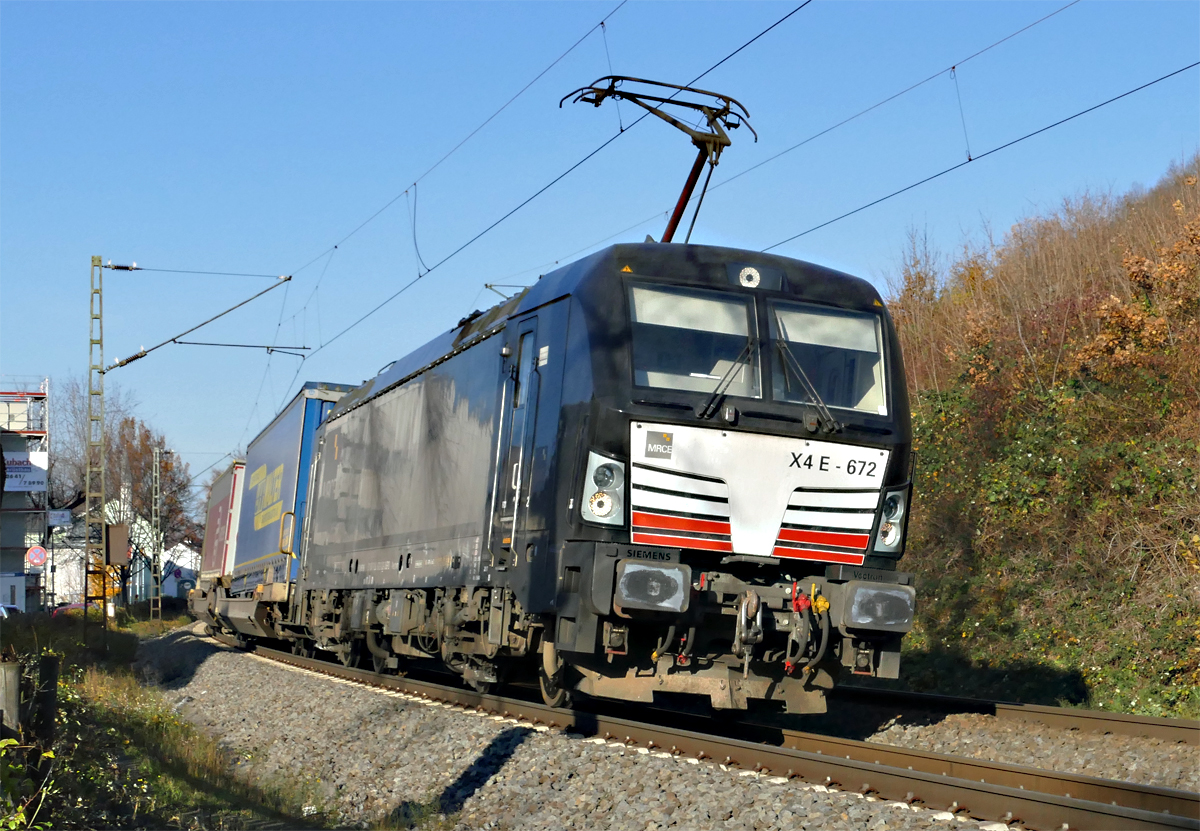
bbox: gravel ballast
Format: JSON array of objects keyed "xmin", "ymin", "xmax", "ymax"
[{"xmin": 136, "ymin": 624, "xmax": 1195, "ymax": 830}]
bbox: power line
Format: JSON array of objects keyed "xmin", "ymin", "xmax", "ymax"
[
  {"xmin": 104, "ymin": 277, "xmax": 292, "ymax": 372},
  {"xmin": 286, "ymin": 1, "xmax": 630, "ymax": 280},
  {"xmin": 486, "ymin": 212, "xmax": 669, "ymax": 286},
  {"xmin": 299, "ymin": 3, "xmax": 813, "ymax": 362},
  {"xmin": 713, "ymin": 0, "xmax": 1080, "ymax": 192},
  {"xmin": 415, "ymin": 0, "xmax": 630, "ymax": 187},
  {"xmin": 184, "ymin": 452, "xmax": 233, "ymax": 489},
  {"xmin": 260, "ymin": 1, "xmax": 641, "ymax": 414},
  {"xmin": 134, "ymin": 267, "xmax": 284, "ymax": 278},
  {"xmin": 762, "ymin": 61, "xmax": 1200, "ymax": 253},
  {"xmin": 478, "ymin": 0, "xmax": 1078, "ymax": 291}
]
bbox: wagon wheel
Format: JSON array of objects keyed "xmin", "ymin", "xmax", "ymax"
[
  {"xmin": 339, "ymin": 639, "xmax": 363, "ymax": 668},
  {"xmin": 372, "ymin": 648, "xmax": 392, "ymax": 675}
]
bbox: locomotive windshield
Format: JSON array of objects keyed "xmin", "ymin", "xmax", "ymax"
[
  {"xmin": 629, "ymin": 283, "xmax": 761, "ymax": 397},
  {"xmin": 769, "ymin": 300, "xmax": 888, "ymax": 415}
]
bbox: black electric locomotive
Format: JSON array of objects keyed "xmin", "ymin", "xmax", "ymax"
[{"xmin": 276, "ymin": 242, "xmax": 915, "ymax": 713}]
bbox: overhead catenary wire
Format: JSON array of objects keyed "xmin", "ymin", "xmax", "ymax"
[
  {"xmin": 600, "ymin": 21, "xmax": 624, "ymax": 131},
  {"xmin": 950, "ymin": 66, "xmax": 973, "ymax": 161},
  {"xmin": 485, "ymin": 211, "xmax": 670, "ymax": 287},
  {"xmin": 104, "ymin": 277, "xmax": 292, "ymax": 372},
  {"xmin": 172, "ymin": 340, "xmax": 310, "ymax": 354},
  {"xmin": 762, "ymin": 60, "xmax": 1200, "ymax": 253},
  {"xmin": 485, "ymin": 0, "xmax": 1080, "ymax": 289},
  {"xmin": 297, "ymin": 3, "xmax": 813, "ymax": 363},
  {"xmin": 285, "ymin": 0, "xmax": 630, "ymax": 281},
  {"xmin": 262, "ymin": 1, "xmax": 641, "ymax": 413},
  {"xmin": 184, "ymin": 452, "xmax": 234, "ymax": 489},
  {"xmin": 712, "ymin": 0, "xmax": 1080, "ymax": 192},
  {"xmin": 133, "ymin": 267, "xmax": 285, "ymax": 278},
  {"xmin": 408, "ymin": 185, "xmax": 433, "ymax": 276}
]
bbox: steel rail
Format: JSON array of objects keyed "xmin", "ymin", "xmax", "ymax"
[
  {"xmin": 209, "ymin": 636, "xmax": 1198, "ymax": 831},
  {"xmin": 832, "ymin": 686, "xmax": 1200, "ymax": 746}
]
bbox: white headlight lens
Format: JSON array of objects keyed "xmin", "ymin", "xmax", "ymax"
[
  {"xmin": 874, "ymin": 486, "xmax": 910, "ymax": 552},
  {"xmin": 738, "ymin": 266, "xmax": 761, "ymax": 288},
  {"xmin": 589, "ymin": 491, "xmax": 615, "ymax": 518},
  {"xmin": 582, "ymin": 451, "xmax": 625, "ymax": 525},
  {"xmin": 879, "ymin": 521, "xmax": 898, "ymax": 545}
]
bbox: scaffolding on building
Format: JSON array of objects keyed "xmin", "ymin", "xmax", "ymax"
[{"xmin": 0, "ymin": 378, "xmax": 50, "ymax": 611}]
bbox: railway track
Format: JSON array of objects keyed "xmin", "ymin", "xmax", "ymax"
[
  {"xmin": 831, "ymin": 685, "xmax": 1200, "ymax": 746},
  {"xmin": 209, "ymin": 634, "xmax": 1197, "ymax": 831}
]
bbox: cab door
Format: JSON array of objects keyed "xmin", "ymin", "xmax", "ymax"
[{"xmin": 489, "ymin": 318, "xmax": 539, "ymax": 567}]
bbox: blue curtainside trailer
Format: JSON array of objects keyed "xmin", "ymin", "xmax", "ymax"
[{"xmin": 216, "ymin": 381, "xmax": 354, "ymax": 638}]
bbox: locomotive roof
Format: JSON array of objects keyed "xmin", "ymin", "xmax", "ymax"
[{"xmin": 327, "ymin": 243, "xmax": 884, "ymax": 421}]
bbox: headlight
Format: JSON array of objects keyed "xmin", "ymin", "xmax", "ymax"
[
  {"xmin": 843, "ymin": 581, "xmax": 916, "ymax": 633},
  {"xmin": 593, "ymin": 463, "xmax": 621, "ymax": 490},
  {"xmin": 615, "ymin": 561, "xmax": 691, "ymax": 613},
  {"xmin": 874, "ymin": 487, "xmax": 910, "ymax": 553},
  {"xmin": 582, "ymin": 451, "xmax": 625, "ymax": 526},
  {"xmin": 882, "ymin": 495, "xmax": 900, "ymax": 520},
  {"xmin": 589, "ymin": 491, "xmax": 615, "ymax": 518}
]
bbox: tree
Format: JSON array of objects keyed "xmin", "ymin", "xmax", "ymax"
[
  {"xmin": 47, "ymin": 374, "xmax": 139, "ymax": 510},
  {"xmin": 110, "ymin": 416, "xmax": 197, "ymax": 552},
  {"xmin": 49, "ymin": 373, "xmax": 198, "ymax": 601}
]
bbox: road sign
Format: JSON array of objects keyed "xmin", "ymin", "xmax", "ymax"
[{"xmin": 26, "ymin": 545, "xmax": 47, "ymax": 567}]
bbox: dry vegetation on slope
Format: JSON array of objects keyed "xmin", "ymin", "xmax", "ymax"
[{"xmin": 885, "ymin": 158, "xmax": 1200, "ymax": 717}]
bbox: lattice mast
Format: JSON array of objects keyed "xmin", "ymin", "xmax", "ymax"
[
  {"xmin": 84, "ymin": 256, "xmax": 108, "ymax": 641},
  {"xmin": 151, "ymin": 446, "xmax": 162, "ymax": 623}
]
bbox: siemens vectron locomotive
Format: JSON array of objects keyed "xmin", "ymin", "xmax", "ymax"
[{"xmin": 193, "ymin": 242, "xmax": 916, "ymax": 714}]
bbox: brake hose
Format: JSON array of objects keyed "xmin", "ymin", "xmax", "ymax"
[
  {"xmin": 652, "ymin": 625, "xmax": 677, "ymax": 662},
  {"xmin": 803, "ymin": 595, "xmax": 831, "ymax": 675}
]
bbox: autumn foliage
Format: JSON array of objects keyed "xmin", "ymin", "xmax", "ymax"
[{"xmin": 885, "ymin": 159, "xmax": 1199, "ymax": 716}]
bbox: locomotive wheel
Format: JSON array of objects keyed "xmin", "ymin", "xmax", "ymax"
[
  {"xmin": 538, "ymin": 664, "xmax": 572, "ymax": 708},
  {"xmin": 539, "ymin": 641, "xmax": 572, "ymax": 708}
]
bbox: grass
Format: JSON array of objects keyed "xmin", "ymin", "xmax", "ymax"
[{"xmin": 0, "ymin": 609, "xmax": 331, "ymax": 830}]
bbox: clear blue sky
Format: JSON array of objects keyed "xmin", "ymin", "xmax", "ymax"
[{"xmin": 2, "ymin": 1, "xmax": 1197, "ymax": 502}]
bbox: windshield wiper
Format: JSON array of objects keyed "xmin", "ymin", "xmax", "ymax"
[
  {"xmin": 696, "ymin": 338, "xmax": 754, "ymax": 419},
  {"xmin": 774, "ymin": 318, "xmax": 842, "ymax": 434}
]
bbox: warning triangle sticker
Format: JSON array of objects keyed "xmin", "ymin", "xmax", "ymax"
[{"xmin": 621, "ymin": 265, "xmax": 632, "ymax": 273}]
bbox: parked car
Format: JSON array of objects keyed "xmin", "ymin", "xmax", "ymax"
[{"xmin": 0, "ymin": 604, "xmax": 21, "ymax": 618}]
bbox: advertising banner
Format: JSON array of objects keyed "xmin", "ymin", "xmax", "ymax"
[{"xmin": 2, "ymin": 452, "xmax": 48, "ymax": 492}]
